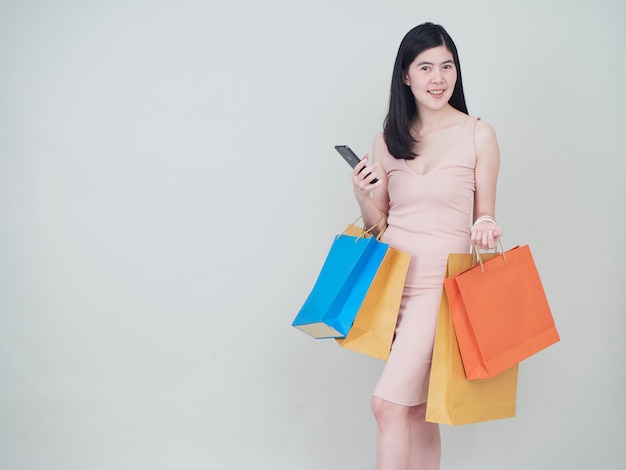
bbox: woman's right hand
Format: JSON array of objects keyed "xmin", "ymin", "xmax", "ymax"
[{"xmin": 352, "ymin": 155, "xmax": 383, "ymax": 201}]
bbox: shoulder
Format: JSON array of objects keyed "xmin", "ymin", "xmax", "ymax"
[
  {"xmin": 473, "ymin": 118, "xmax": 498, "ymax": 147},
  {"xmin": 371, "ymin": 132, "xmax": 389, "ymax": 164},
  {"xmin": 372, "ymin": 131, "xmax": 399, "ymax": 172},
  {"xmin": 373, "ymin": 131, "xmax": 386, "ymax": 149},
  {"xmin": 472, "ymin": 118, "xmax": 500, "ymax": 163}
]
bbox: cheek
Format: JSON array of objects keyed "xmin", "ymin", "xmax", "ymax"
[
  {"xmin": 410, "ymin": 74, "xmax": 428, "ymax": 88},
  {"xmin": 448, "ymin": 72, "xmax": 458, "ymax": 87}
]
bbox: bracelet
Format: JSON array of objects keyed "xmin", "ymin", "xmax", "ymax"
[{"xmin": 472, "ymin": 215, "xmax": 497, "ymax": 230}]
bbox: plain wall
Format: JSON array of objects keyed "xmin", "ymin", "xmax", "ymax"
[{"xmin": 1, "ymin": 0, "xmax": 624, "ymax": 468}]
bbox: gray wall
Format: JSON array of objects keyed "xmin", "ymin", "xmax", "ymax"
[{"xmin": 1, "ymin": 0, "xmax": 624, "ymax": 468}]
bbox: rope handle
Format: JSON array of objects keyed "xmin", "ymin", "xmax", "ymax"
[
  {"xmin": 472, "ymin": 238, "xmax": 507, "ymax": 272},
  {"xmin": 343, "ymin": 214, "xmax": 387, "ymax": 242}
]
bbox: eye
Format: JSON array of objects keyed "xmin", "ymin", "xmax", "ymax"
[
  {"xmin": 420, "ymin": 65, "xmax": 430, "ymax": 72},
  {"xmin": 443, "ymin": 63, "xmax": 455, "ymax": 70}
]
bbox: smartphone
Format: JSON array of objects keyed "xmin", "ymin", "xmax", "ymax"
[{"xmin": 334, "ymin": 145, "xmax": 379, "ymax": 183}]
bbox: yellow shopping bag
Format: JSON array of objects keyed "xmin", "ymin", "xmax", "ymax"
[
  {"xmin": 335, "ymin": 222, "xmax": 409, "ymax": 361},
  {"xmin": 336, "ymin": 247, "xmax": 409, "ymax": 360},
  {"xmin": 425, "ymin": 253, "xmax": 518, "ymax": 425}
]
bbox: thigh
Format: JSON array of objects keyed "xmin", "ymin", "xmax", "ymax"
[{"xmin": 373, "ymin": 288, "xmax": 442, "ymax": 406}]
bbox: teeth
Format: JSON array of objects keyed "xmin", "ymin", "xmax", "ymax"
[{"xmin": 429, "ymin": 90, "xmax": 444, "ymax": 95}]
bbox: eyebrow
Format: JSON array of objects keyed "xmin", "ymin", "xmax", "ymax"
[{"xmin": 417, "ymin": 59, "xmax": 455, "ymax": 66}]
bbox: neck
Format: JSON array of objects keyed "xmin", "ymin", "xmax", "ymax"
[{"xmin": 414, "ymin": 104, "xmax": 457, "ymax": 133}]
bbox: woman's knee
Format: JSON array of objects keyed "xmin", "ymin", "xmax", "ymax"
[
  {"xmin": 408, "ymin": 402, "xmax": 427, "ymax": 420},
  {"xmin": 371, "ymin": 396, "xmax": 409, "ymax": 424}
]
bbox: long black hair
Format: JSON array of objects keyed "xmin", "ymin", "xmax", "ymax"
[{"xmin": 383, "ymin": 23, "xmax": 468, "ymax": 160}]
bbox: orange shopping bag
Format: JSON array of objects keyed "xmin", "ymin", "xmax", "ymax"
[{"xmin": 444, "ymin": 245, "xmax": 559, "ymax": 380}]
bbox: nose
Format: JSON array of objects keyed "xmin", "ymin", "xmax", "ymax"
[{"xmin": 431, "ymin": 69, "xmax": 443, "ymax": 83}]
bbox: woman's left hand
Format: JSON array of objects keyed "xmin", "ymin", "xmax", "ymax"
[{"xmin": 470, "ymin": 221, "xmax": 503, "ymax": 250}]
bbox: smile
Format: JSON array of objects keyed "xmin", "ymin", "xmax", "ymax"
[{"xmin": 428, "ymin": 90, "xmax": 444, "ymax": 95}]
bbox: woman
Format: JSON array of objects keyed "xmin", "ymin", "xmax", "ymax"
[{"xmin": 351, "ymin": 23, "xmax": 503, "ymax": 469}]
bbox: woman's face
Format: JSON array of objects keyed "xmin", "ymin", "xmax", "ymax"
[{"xmin": 403, "ymin": 45, "xmax": 457, "ymax": 112}]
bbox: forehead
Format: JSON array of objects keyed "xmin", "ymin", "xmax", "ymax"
[{"xmin": 414, "ymin": 45, "xmax": 454, "ymax": 64}]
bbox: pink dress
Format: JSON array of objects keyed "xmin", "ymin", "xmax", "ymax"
[{"xmin": 373, "ymin": 116, "xmax": 478, "ymax": 406}]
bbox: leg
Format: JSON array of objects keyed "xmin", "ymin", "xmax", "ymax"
[
  {"xmin": 371, "ymin": 396, "xmax": 411, "ymax": 470},
  {"xmin": 408, "ymin": 403, "xmax": 441, "ymax": 470}
]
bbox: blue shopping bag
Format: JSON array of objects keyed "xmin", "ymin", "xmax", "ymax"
[{"xmin": 292, "ymin": 233, "xmax": 389, "ymax": 338}]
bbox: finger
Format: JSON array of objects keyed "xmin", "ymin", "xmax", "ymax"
[
  {"xmin": 352, "ymin": 162, "xmax": 368, "ymax": 182},
  {"xmin": 368, "ymin": 177, "xmax": 382, "ymax": 189},
  {"xmin": 363, "ymin": 161, "xmax": 379, "ymax": 179},
  {"xmin": 470, "ymin": 228, "xmax": 478, "ymax": 245},
  {"xmin": 470, "ymin": 225, "xmax": 479, "ymax": 240},
  {"xmin": 354, "ymin": 155, "xmax": 368, "ymax": 173},
  {"xmin": 356, "ymin": 173, "xmax": 374, "ymax": 189},
  {"xmin": 365, "ymin": 162, "xmax": 377, "ymax": 176},
  {"xmin": 363, "ymin": 170, "xmax": 376, "ymax": 183},
  {"xmin": 487, "ymin": 230, "xmax": 495, "ymax": 249},
  {"xmin": 352, "ymin": 166, "xmax": 364, "ymax": 181},
  {"xmin": 481, "ymin": 229, "xmax": 488, "ymax": 248}
]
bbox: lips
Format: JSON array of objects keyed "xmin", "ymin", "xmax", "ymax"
[{"xmin": 428, "ymin": 90, "xmax": 444, "ymax": 95}]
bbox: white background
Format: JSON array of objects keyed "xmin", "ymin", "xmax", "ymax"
[{"xmin": 1, "ymin": 0, "xmax": 624, "ymax": 469}]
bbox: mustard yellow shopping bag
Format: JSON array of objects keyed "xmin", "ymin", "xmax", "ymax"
[
  {"xmin": 426, "ymin": 253, "xmax": 518, "ymax": 425},
  {"xmin": 336, "ymin": 246, "xmax": 410, "ymax": 360}
]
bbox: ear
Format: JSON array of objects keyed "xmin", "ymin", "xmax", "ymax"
[{"xmin": 403, "ymin": 73, "xmax": 410, "ymax": 86}]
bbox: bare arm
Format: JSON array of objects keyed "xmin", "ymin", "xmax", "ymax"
[
  {"xmin": 352, "ymin": 133, "xmax": 390, "ymax": 236},
  {"xmin": 471, "ymin": 120, "xmax": 503, "ymax": 249}
]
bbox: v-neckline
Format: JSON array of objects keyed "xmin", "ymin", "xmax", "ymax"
[{"xmin": 403, "ymin": 116, "xmax": 472, "ymax": 177}]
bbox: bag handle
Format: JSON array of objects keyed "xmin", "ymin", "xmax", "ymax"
[
  {"xmin": 343, "ymin": 215, "xmax": 387, "ymax": 242},
  {"xmin": 472, "ymin": 239, "xmax": 507, "ymax": 272}
]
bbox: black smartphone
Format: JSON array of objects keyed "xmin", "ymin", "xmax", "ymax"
[{"xmin": 334, "ymin": 145, "xmax": 379, "ymax": 184}]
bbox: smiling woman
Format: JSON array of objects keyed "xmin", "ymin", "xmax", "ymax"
[{"xmin": 349, "ymin": 22, "xmax": 503, "ymax": 470}]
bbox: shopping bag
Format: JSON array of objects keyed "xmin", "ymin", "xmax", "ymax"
[
  {"xmin": 292, "ymin": 229, "xmax": 389, "ymax": 338},
  {"xmin": 336, "ymin": 246, "xmax": 410, "ymax": 361},
  {"xmin": 426, "ymin": 253, "xmax": 518, "ymax": 425},
  {"xmin": 444, "ymin": 245, "xmax": 559, "ymax": 380}
]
